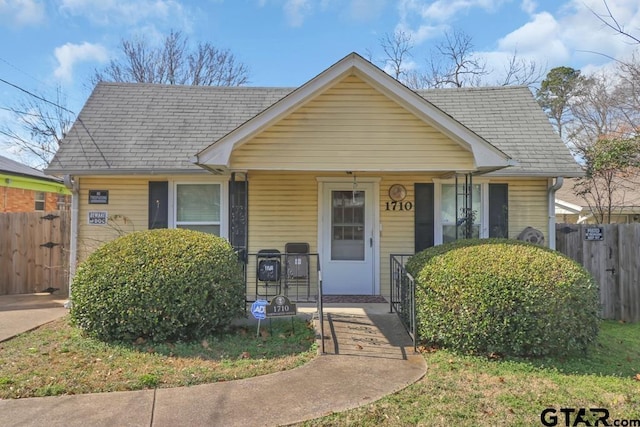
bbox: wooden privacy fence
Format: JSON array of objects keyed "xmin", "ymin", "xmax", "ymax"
[
  {"xmin": 0, "ymin": 211, "xmax": 70, "ymax": 295},
  {"xmin": 556, "ymin": 223, "xmax": 640, "ymax": 323}
]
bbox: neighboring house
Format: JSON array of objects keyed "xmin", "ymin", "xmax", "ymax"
[
  {"xmin": 1, "ymin": 155, "xmax": 71, "ymax": 213},
  {"xmin": 46, "ymin": 53, "xmax": 582, "ymax": 299},
  {"xmin": 555, "ymin": 176, "xmax": 640, "ymax": 224}
]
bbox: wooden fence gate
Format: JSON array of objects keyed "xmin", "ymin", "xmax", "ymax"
[
  {"xmin": 556, "ymin": 223, "xmax": 640, "ymax": 323},
  {"xmin": 0, "ymin": 211, "xmax": 70, "ymax": 295}
]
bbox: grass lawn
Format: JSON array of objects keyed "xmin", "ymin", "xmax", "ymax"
[
  {"xmin": 2, "ymin": 316, "xmax": 639, "ymax": 426},
  {"xmin": 0, "ymin": 315, "xmax": 316, "ymax": 399},
  {"xmin": 300, "ymin": 320, "xmax": 640, "ymax": 427}
]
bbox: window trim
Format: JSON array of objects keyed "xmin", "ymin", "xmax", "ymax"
[
  {"xmin": 34, "ymin": 191, "xmax": 46, "ymax": 211},
  {"xmin": 433, "ymin": 178, "xmax": 489, "ymax": 245},
  {"xmin": 169, "ymin": 179, "xmax": 228, "ymax": 238}
]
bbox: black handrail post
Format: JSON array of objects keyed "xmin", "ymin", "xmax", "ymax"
[
  {"xmin": 317, "ymin": 258, "xmax": 324, "ymax": 354},
  {"xmin": 390, "ymin": 254, "xmax": 417, "ymax": 353}
]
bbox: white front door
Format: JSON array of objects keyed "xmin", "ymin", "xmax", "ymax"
[{"xmin": 321, "ymin": 182, "xmax": 376, "ymax": 295}]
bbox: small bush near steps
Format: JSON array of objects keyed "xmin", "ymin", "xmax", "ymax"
[
  {"xmin": 70, "ymin": 228, "xmax": 245, "ymax": 343},
  {"xmin": 406, "ymin": 239, "xmax": 600, "ymax": 357}
]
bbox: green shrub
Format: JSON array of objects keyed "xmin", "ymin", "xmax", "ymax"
[
  {"xmin": 70, "ymin": 229, "xmax": 245, "ymax": 342},
  {"xmin": 407, "ymin": 239, "xmax": 600, "ymax": 357}
]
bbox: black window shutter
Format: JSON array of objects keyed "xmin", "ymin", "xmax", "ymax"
[
  {"xmin": 489, "ymin": 183, "xmax": 508, "ymax": 238},
  {"xmin": 414, "ymin": 183, "xmax": 434, "ymax": 252},
  {"xmin": 148, "ymin": 181, "xmax": 168, "ymax": 229}
]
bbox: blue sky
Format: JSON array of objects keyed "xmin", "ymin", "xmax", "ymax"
[{"xmin": 1, "ymin": 0, "xmax": 639, "ymax": 166}]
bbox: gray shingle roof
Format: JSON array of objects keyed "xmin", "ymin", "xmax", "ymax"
[
  {"xmin": 47, "ymin": 82, "xmax": 582, "ymax": 177},
  {"xmin": 47, "ymin": 83, "xmax": 293, "ymax": 174},
  {"xmin": 418, "ymin": 86, "xmax": 582, "ymax": 176},
  {"xmin": 556, "ymin": 176, "xmax": 640, "ymax": 208},
  {"xmin": 1, "ymin": 154, "xmax": 61, "ymax": 182}
]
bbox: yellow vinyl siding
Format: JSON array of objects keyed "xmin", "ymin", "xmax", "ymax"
[
  {"xmin": 77, "ymin": 177, "xmax": 149, "ymax": 261},
  {"xmin": 505, "ymin": 179, "xmax": 549, "ymax": 240},
  {"xmin": 247, "ymin": 171, "xmax": 318, "ymax": 254},
  {"xmin": 379, "ymin": 174, "xmax": 436, "ymax": 295},
  {"xmin": 245, "ymin": 172, "xmax": 318, "ymax": 297},
  {"xmin": 75, "ymin": 173, "xmax": 552, "ymax": 298},
  {"xmin": 246, "ymin": 172, "xmax": 436, "ymax": 297},
  {"xmin": 77, "ymin": 175, "xmax": 225, "ymax": 261},
  {"xmin": 230, "ymin": 75, "xmax": 474, "ymax": 171}
]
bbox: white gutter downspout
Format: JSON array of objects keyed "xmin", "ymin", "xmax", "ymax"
[
  {"xmin": 63, "ymin": 175, "xmax": 79, "ymax": 308},
  {"xmin": 548, "ymin": 177, "xmax": 564, "ymax": 250}
]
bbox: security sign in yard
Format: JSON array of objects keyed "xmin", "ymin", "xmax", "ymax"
[{"xmin": 250, "ymin": 299, "xmax": 268, "ymax": 320}]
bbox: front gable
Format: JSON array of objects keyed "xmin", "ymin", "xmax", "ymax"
[
  {"xmin": 230, "ymin": 75, "xmax": 475, "ymax": 171},
  {"xmin": 195, "ymin": 53, "xmax": 512, "ymax": 173}
]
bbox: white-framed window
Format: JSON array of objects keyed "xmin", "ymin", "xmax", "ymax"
[
  {"xmin": 168, "ymin": 179, "xmax": 228, "ymax": 237},
  {"xmin": 34, "ymin": 191, "xmax": 46, "ymax": 211},
  {"xmin": 441, "ymin": 183, "xmax": 482, "ymax": 243},
  {"xmin": 174, "ymin": 183, "xmax": 222, "ymax": 235},
  {"xmin": 434, "ymin": 179, "xmax": 489, "ymax": 245}
]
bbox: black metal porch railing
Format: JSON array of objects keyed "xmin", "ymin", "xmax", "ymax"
[
  {"xmin": 240, "ymin": 252, "xmax": 321, "ymax": 303},
  {"xmin": 390, "ymin": 254, "xmax": 417, "ymax": 353},
  {"xmin": 316, "ymin": 264, "xmax": 324, "ymax": 354},
  {"xmin": 238, "ymin": 250, "xmax": 325, "ymax": 353}
]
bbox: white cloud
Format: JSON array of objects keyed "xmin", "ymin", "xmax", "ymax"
[
  {"xmin": 495, "ymin": 1, "xmax": 640, "ymax": 75},
  {"xmin": 426, "ymin": 0, "xmax": 509, "ymax": 21},
  {"xmin": 399, "ymin": 0, "xmax": 508, "ymax": 23},
  {"xmin": 284, "ymin": 0, "xmax": 311, "ymax": 27},
  {"xmin": 0, "ymin": 0, "xmax": 45, "ymax": 26},
  {"xmin": 395, "ymin": 21, "xmax": 445, "ymax": 44},
  {"xmin": 497, "ymin": 12, "xmax": 568, "ymax": 59},
  {"xmin": 348, "ymin": 0, "xmax": 386, "ymax": 23},
  {"xmin": 520, "ymin": 0, "xmax": 536, "ymax": 14},
  {"xmin": 53, "ymin": 42, "xmax": 108, "ymax": 82},
  {"xmin": 396, "ymin": 0, "xmax": 511, "ymax": 45},
  {"xmin": 57, "ymin": 0, "xmax": 189, "ymax": 27},
  {"xmin": 395, "ymin": 0, "xmax": 640, "ymax": 83}
]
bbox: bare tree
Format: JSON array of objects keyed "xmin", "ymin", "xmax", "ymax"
[
  {"xmin": 614, "ymin": 52, "xmax": 640, "ymax": 131},
  {"xmin": 563, "ymin": 64, "xmax": 640, "ymax": 223},
  {"xmin": 426, "ymin": 30, "xmax": 489, "ymax": 88},
  {"xmin": 499, "ymin": 49, "xmax": 545, "ymax": 86},
  {"xmin": 574, "ymin": 137, "xmax": 640, "ymax": 223},
  {"xmin": 567, "ymin": 72, "xmax": 624, "ymax": 146},
  {"xmin": 403, "ymin": 69, "xmax": 432, "ymax": 90},
  {"xmin": 0, "ymin": 87, "xmax": 73, "ymax": 168},
  {"xmin": 380, "ymin": 30, "xmax": 414, "ymax": 80},
  {"xmin": 375, "ymin": 28, "xmax": 543, "ymax": 90},
  {"xmin": 589, "ymin": 0, "xmax": 640, "ymax": 45},
  {"xmin": 93, "ymin": 30, "xmax": 249, "ymax": 86}
]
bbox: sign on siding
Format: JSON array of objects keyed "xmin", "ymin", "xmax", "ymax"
[
  {"xmin": 88, "ymin": 211, "xmax": 108, "ymax": 225},
  {"xmin": 88, "ymin": 190, "xmax": 109, "ymax": 204}
]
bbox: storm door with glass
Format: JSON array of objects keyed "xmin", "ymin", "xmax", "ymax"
[{"xmin": 321, "ymin": 182, "xmax": 375, "ymax": 294}]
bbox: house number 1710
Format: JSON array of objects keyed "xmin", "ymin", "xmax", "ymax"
[{"xmin": 385, "ymin": 201, "xmax": 413, "ymax": 211}]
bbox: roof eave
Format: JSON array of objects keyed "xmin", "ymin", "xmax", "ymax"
[
  {"xmin": 43, "ymin": 167, "xmax": 219, "ymax": 176},
  {"xmin": 196, "ymin": 52, "xmax": 512, "ymax": 170}
]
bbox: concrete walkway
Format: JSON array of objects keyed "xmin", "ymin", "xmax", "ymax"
[
  {"xmin": 0, "ymin": 299, "xmax": 426, "ymax": 427},
  {"xmin": 0, "ymin": 293, "xmax": 68, "ymax": 342}
]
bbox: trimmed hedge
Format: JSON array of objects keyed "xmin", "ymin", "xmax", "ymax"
[
  {"xmin": 406, "ymin": 239, "xmax": 600, "ymax": 357},
  {"xmin": 70, "ymin": 229, "xmax": 245, "ymax": 342}
]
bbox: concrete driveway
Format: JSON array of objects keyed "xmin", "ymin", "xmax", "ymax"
[{"xmin": 0, "ymin": 293, "xmax": 69, "ymax": 342}]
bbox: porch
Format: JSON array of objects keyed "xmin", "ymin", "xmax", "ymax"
[{"xmin": 240, "ymin": 252, "xmax": 418, "ymax": 353}]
